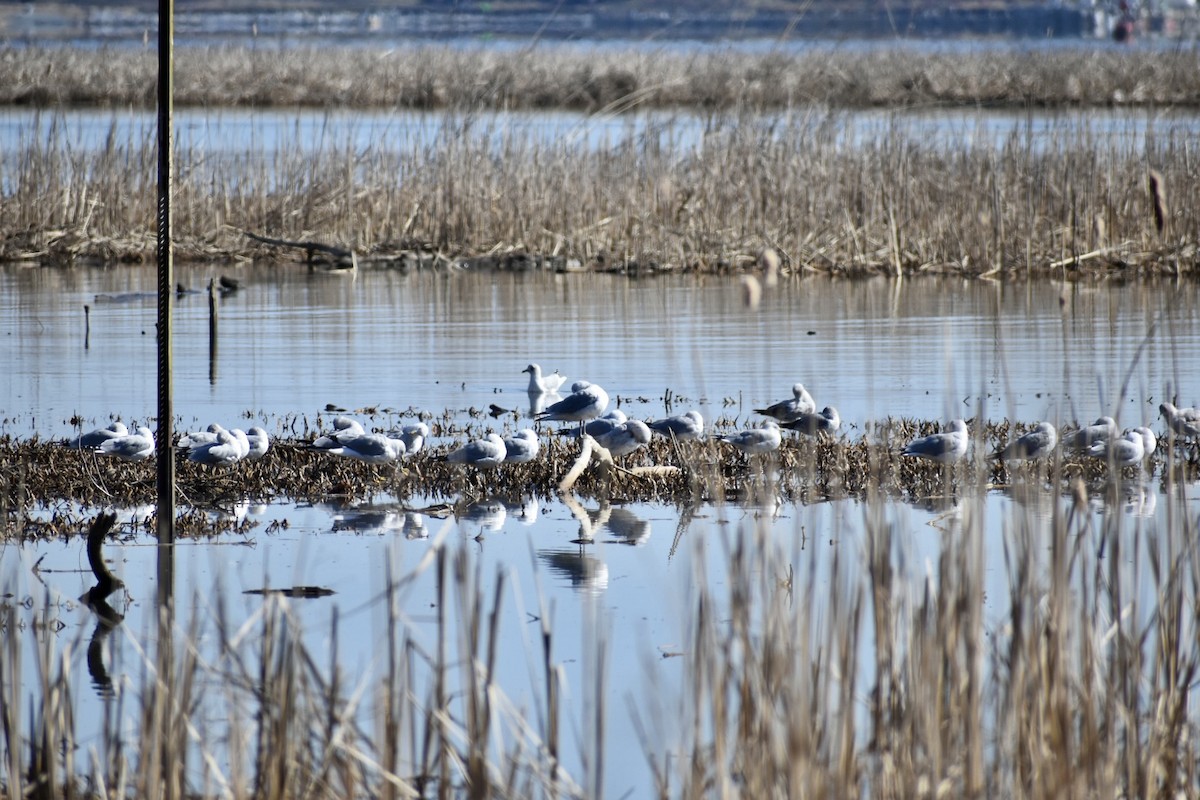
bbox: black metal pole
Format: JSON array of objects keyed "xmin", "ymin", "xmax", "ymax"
[{"xmin": 156, "ymin": 0, "xmax": 175, "ymax": 555}]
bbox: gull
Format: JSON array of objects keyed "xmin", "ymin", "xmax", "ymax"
[
  {"xmin": 187, "ymin": 429, "xmax": 244, "ymax": 467},
  {"xmin": 1085, "ymin": 429, "xmax": 1144, "ymax": 467},
  {"xmin": 595, "ymin": 420, "xmax": 652, "ymax": 457},
  {"xmin": 1160, "ymin": 402, "xmax": 1200, "ymax": 438},
  {"xmin": 716, "ymin": 420, "xmax": 782, "ymax": 455},
  {"xmin": 229, "ymin": 429, "xmax": 251, "ymax": 460},
  {"xmin": 781, "ymin": 406, "xmax": 840, "ymax": 437},
  {"xmin": 647, "ymin": 410, "xmax": 704, "ymax": 441},
  {"xmin": 581, "ymin": 409, "xmax": 628, "ymax": 438},
  {"xmin": 993, "ymin": 421, "xmax": 1057, "ymax": 462},
  {"xmin": 97, "ymin": 426, "xmax": 156, "ymax": 461},
  {"xmin": 523, "ymin": 363, "xmax": 569, "ymax": 395},
  {"xmin": 398, "ymin": 422, "xmax": 429, "ymax": 455},
  {"xmin": 178, "ymin": 423, "xmax": 225, "ymax": 449},
  {"xmin": 66, "ymin": 421, "xmax": 128, "ymax": 449},
  {"xmin": 245, "ymin": 427, "xmax": 271, "ymax": 460},
  {"xmin": 755, "ymin": 383, "xmax": 816, "ymax": 422},
  {"xmin": 503, "ymin": 429, "xmax": 541, "ymax": 463},
  {"xmin": 536, "ymin": 382, "xmax": 609, "ymax": 432},
  {"xmin": 902, "ymin": 419, "xmax": 969, "ymax": 464},
  {"xmin": 311, "ymin": 417, "xmax": 367, "ymax": 451},
  {"xmin": 445, "ymin": 433, "xmax": 507, "ymax": 469},
  {"xmin": 322, "ymin": 432, "xmax": 407, "ymax": 463},
  {"xmin": 1063, "ymin": 416, "xmax": 1118, "ymax": 452},
  {"xmin": 1133, "ymin": 426, "xmax": 1157, "ymax": 459}
]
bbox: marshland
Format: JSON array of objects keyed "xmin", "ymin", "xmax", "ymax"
[{"xmin": 4, "ymin": 36, "xmax": 1200, "ymax": 799}]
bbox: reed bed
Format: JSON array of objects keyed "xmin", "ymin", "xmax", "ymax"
[
  {"xmin": 3, "ymin": 420, "xmax": 1199, "ymax": 797},
  {"xmin": 4, "ymin": 44, "xmax": 1200, "ymax": 112},
  {"xmin": 1, "ymin": 99, "xmax": 1197, "ymax": 275},
  {"xmin": 2, "ymin": 418, "xmax": 1197, "ymax": 537}
]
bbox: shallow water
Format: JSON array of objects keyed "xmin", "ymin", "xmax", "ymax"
[{"xmin": 3, "ymin": 265, "xmax": 1200, "ymax": 793}]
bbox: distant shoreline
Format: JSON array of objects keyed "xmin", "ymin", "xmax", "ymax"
[{"xmin": 4, "ymin": 1, "xmax": 1192, "ymax": 45}]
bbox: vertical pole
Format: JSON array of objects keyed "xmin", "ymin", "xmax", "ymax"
[{"xmin": 156, "ymin": 0, "xmax": 175, "ymax": 555}]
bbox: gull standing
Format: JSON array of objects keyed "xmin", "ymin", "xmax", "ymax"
[
  {"xmin": 245, "ymin": 426, "xmax": 271, "ymax": 460},
  {"xmin": 755, "ymin": 383, "xmax": 816, "ymax": 422},
  {"xmin": 595, "ymin": 420, "xmax": 652, "ymax": 457},
  {"xmin": 993, "ymin": 421, "xmax": 1057, "ymax": 462},
  {"xmin": 781, "ymin": 406, "xmax": 840, "ymax": 437},
  {"xmin": 445, "ymin": 433, "xmax": 507, "ymax": 469},
  {"xmin": 98, "ymin": 426, "xmax": 156, "ymax": 461},
  {"xmin": 67, "ymin": 421, "xmax": 128, "ymax": 449},
  {"xmin": 581, "ymin": 409, "xmax": 627, "ymax": 438},
  {"xmin": 523, "ymin": 363, "xmax": 569, "ymax": 395},
  {"xmin": 717, "ymin": 420, "xmax": 782, "ymax": 456},
  {"xmin": 1085, "ymin": 429, "xmax": 1144, "ymax": 467},
  {"xmin": 503, "ymin": 429, "xmax": 541, "ymax": 463},
  {"xmin": 902, "ymin": 419, "xmax": 969, "ymax": 464},
  {"xmin": 646, "ymin": 410, "xmax": 705, "ymax": 441},
  {"xmin": 1063, "ymin": 416, "xmax": 1118, "ymax": 452},
  {"xmin": 311, "ymin": 417, "xmax": 367, "ymax": 452},
  {"xmin": 1160, "ymin": 402, "xmax": 1200, "ymax": 439},
  {"xmin": 536, "ymin": 382, "xmax": 610, "ymax": 432},
  {"xmin": 187, "ymin": 429, "xmax": 244, "ymax": 468},
  {"xmin": 1133, "ymin": 426, "xmax": 1157, "ymax": 459},
  {"xmin": 322, "ymin": 432, "xmax": 407, "ymax": 463},
  {"xmin": 399, "ymin": 422, "xmax": 429, "ymax": 455}
]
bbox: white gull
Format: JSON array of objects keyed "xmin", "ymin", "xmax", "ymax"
[
  {"xmin": 98, "ymin": 426, "xmax": 156, "ymax": 461},
  {"xmin": 503, "ymin": 429, "xmax": 541, "ymax": 463},
  {"xmin": 523, "ymin": 363, "xmax": 569, "ymax": 395},
  {"xmin": 993, "ymin": 421, "xmax": 1057, "ymax": 462},
  {"xmin": 67, "ymin": 421, "xmax": 128, "ymax": 449},
  {"xmin": 595, "ymin": 420, "xmax": 652, "ymax": 457},
  {"xmin": 717, "ymin": 420, "xmax": 782, "ymax": 455},
  {"xmin": 755, "ymin": 383, "xmax": 816, "ymax": 422},
  {"xmin": 902, "ymin": 419, "xmax": 969, "ymax": 464},
  {"xmin": 445, "ymin": 432, "xmax": 507, "ymax": 469},
  {"xmin": 647, "ymin": 410, "xmax": 704, "ymax": 441}
]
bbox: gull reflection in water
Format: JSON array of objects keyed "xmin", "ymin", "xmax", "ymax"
[
  {"xmin": 458, "ymin": 498, "xmax": 507, "ymax": 534},
  {"xmin": 538, "ymin": 548, "xmax": 610, "ymax": 595},
  {"xmin": 604, "ymin": 507, "xmax": 651, "ymax": 546},
  {"xmin": 505, "ymin": 495, "xmax": 540, "ymax": 526}
]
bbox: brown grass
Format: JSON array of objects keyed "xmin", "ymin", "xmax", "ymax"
[
  {"xmin": 3, "ymin": 422, "xmax": 1199, "ymax": 797},
  {"xmin": 0, "ymin": 99, "xmax": 1197, "ymax": 275},
  {"xmin": 4, "ymin": 44, "xmax": 1200, "ymax": 112}
]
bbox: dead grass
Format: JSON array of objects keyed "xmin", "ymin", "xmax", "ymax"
[
  {"xmin": 0, "ymin": 101, "xmax": 1197, "ymax": 275},
  {"xmin": 4, "ymin": 44, "xmax": 1200, "ymax": 111},
  {"xmin": 3, "ymin": 419, "xmax": 1199, "ymax": 797}
]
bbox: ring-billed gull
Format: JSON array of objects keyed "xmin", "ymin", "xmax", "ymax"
[
  {"xmin": 1160, "ymin": 402, "xmax": 1200, "ymax": 438},
  {"xmin": 1133, "ymin": 426, "xmax": 1157, "ymax": 459},
  {"xmin": 581, "ymin": 409, "xmax": 628, "ymax": 438},
  {"xmin": 503, "ymin": 429, "xmax": 540, "ymax": 463},
  {"xmin": 781, "ymin": 406, "xmax": 840, "ymax": 436},
  {"xmin": 993, "ymin": 421, "xmax": 1057, "ymax": 461},
  {"xmin": 523, "ymin": 363, "xmax": 569, "ymax": 395},
  {"xmin": 716, "ymin": 420, "xmax": 782, "ymax": 455},
  {"xmin": 178, "ymin": 423, "xmax": 225, "ymax": 449},
  {"xmin": 67, "ymin": 421, "xmax": 128, "ymax": 449},
  {"xmin": 647, "ymin": 410, "xmax": 704, "ymax": 441},
  {"xmin": 98, "ymin": 426, "xmax": 156, "ymax": 461},
  {"xmin": 311, "ymin": 417, "xmax": 368, "ymax": 451},
  {"xmin": 245, "ymin": 427, "xmax": 271, "ymax": 460},
  {"xmin": 398, "ymin": 422, "xmax": 429, "ymax": 455},
  {"xmin": 1085, "ymin": 429, "xmax": 1144, "ymax": 467},
  {"xmin": 755, "ymin": 383, "xmax": 816, "ymax": 422},
  {"xmin": 595, "ymin": 420, "xmax": 652, "ymax": 457},
  {"xmin": 187, "ymin": 429, "xmax": 244, "ymax": 467},
  {"xmin": 1063, "ymin": 416, "xmax": 1118, "ymax": 452},
  {"xmin": 319, "ymin": 432, "xmax": 407, "ymax": 463},
  {"xmin": 536, "ymin": 382, "xmax": 609, "ymax": 431},
  {"xmin": 902, "ymin": 419, "xmax": 969, "ymax": 464},
  {"xmin": 445, "ymin": 432, "xmax": 507, "ymax": 468}
]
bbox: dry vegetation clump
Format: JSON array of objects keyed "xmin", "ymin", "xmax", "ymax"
[
  {"xmin": 3, "ymin": 44, "xmax": 1200, "ymax": 111},
  {"xmin": 1, "ymin": 100, "xmax": 1197, "ymax": 276},
  {"xmin": 3, "ymin": 419, "xmax": 1197, "ymax": 533}
]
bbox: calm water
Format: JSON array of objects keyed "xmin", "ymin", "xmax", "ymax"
[{"xmin": 3, "ymin": 265, "xmax": 1200, "ymax": 791}]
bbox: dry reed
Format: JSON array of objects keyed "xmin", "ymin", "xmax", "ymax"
[{"xmin": 0, "ymin": 100, "xmax": 1196, "ymax": 275}]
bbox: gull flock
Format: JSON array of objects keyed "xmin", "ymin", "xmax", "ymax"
[{"xmin": 66, "ymin": 366, "xmax": 1200, "ymax": 477}]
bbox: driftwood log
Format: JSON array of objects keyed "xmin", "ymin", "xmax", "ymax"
[{"xmin": 242, "ymin": 229, "xmax": 356, "ymax": 269}]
